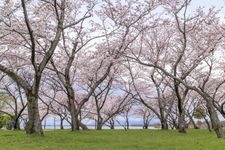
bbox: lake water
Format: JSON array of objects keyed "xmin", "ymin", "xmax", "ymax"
[{"xmin": 42, "ymin": 125, "xmax": 158, "ymax": 130}]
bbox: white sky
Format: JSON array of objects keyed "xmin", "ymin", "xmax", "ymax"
[
  {"xmin": 190, "ymin": 0, "xmax": 225, "ymax": 18},
  {"xmin": 192, "ymin": 0, "xmax": 225, "ymax": 7}
]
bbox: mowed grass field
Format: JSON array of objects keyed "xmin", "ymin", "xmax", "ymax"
[{"xmin": 0, "ymin": 129, "xmax": 225, "ymax": 150}]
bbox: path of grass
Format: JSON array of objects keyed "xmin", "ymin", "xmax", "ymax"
[{"xmin": 0, "ymin": 129, "xmax": 224, "ymax": 150}]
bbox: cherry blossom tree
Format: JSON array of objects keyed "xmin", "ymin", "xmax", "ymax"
[
  {"xmin": 134, "ymin": 105, "xmax": 155, "ymax": 129},
  {"xmin": 1, "ymin": 0, "xmax": 225, "ymax": 141},
  {"xmin": 89, "ymin": 76, "xmax": 135, "ymax": 130},
  {"xmin": 128, "ymin": 0, "xmax": 225, "ymax": 138},
  {"xmin": 125, "ymin": 60, "xmax": 174, "ymax": 130},
  {"xmin": 0, "ymin": 0, "xmax": 66, "ymax": 134}
]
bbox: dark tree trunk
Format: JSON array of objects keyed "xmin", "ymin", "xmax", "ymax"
[
  {"xmin": 60, "ymin": 118, "xmax": 64, "ymax": 130},
  {"xmin": 143, "ymin": 124, "xmax": 148, "ymax": 129},
  {"xmin": 73, "ymin": 113, "xmax": 80, "ymax": 130},
  {"xmin": 174, "ymin": 81, "xmax": 187, "ymax": 133},
  {"xmin": 178, "ymin": 110, "xmax": 186, "ymax": 133},
  {"xmin": 189, "ymin": 115, "xmax": 199, "ymax": 129},
  {"xmin": 96, "ymin": 114, "xmax": 103, "ymax": 130},
  {"xmin": 125, "ymin": 116, "xmax": 129, "ymax": 130},
  {"xmin": 96, "ymin": 123, "xmax": 102, "ymax": 130},
  {"xmin": 204, "ymin": 117, "xmax": 212, "ymax": 132},
  {"xmin": 79, "ymin": 121, "xmax": 88, "ymax": 130},
  {"xmin": 109, "ymin": 118, "xmax": 115, "ymax": 129},
  {"xmin": 70, "ymin": 114, "xmax": 78, "ymax": 131},
  {"xmin": 161, "ymin": 119, "xmax": 168, "ymax": 130},
  {"xmin": 25, "ymin": 93, "xmax": 43, "ymax": 135},
  {"xmin": 143, "ymin": 118, "xmax": 150, "ymax": 129},
  {"xmin": 67, "ymin": 87, "xmax": 80, "ymax": 131},
  {"xmin": 13, "ymin": 117, "xmax": 21, "ymax": 130},
  {"xmin": 14, "ymin": 121, "xmax": 21, "ymax": 130},
  {"xmin": 54, "ymin": 117, "xmax": 56, "ymax": 129},
  {"xmin": 13, "ymin": 102, "xmax": 27, "ymax": 130}
]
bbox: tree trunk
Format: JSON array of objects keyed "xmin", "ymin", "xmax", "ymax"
[
  {"xmin": 143, "ymin": 124, "xmax": 148, "ymax": 129},
  {"xmin": 178, "ymin": 111, "xmax": 186, "ymax": 133},
  {"xmin": 13, "ymin": 117, "xmax": 21, "ymax": 130},
  {"xmin": 125, "ymin": 116, "xmax": 129, "ymax": 130},
  {"xmin": 25, "ymin": 93, "xmax": 43, "ymax": 135},
  {"xmin": 53, "ymin": 117, "xmax": 56, "ymax": 129},
  {"xmin": 174, "ymin": 81, "xmax": 187, "ymax": 133},
  {"xmin": 205, "ymin": 97, "xmax": 225, "ymax": 138},
  {"xmin": 96, "ymin": 114, "xmax": 103, "ymax": 130},
  {"xmin": 189, "ymin": 115, "xmax": 199, "ymax": 129},
  {"xmin": 60, "ymin": 118, "xmax": 64, "ymax": 130},
  {"xmin": 204, "ymin": 117, "xmax": 212, "ymax": 132},
  {"xmin": 14, "ymin": 121, "xmax": 21, "ymax": 130},
  {"xmin": 79, "ymin": 121, "xmax": 88, "ymax": 130},
  {"xmin": 109, "ymin": 118, "xmax": 115, "ymax": 129},
  {"xmin": 143, "ymin": 118, "xmax": 149, "ymax": 129},
  {"xmin": 96, "ymin": 123, "xmax": 102, "ymax": 130},
  {"xmin": 70, "ymin": 107, "xmax": 88, "ymax": 131},
  {"xmin": 161, "ymin": 119, "xmax": 168, "ymax": 130},
  {"xmin": 67, "ymin": 86, "xmax": 80, "ymax": 131},
  {"xmin": 73, "ymin": 113, "xmax": 80, "ymax": 130}
]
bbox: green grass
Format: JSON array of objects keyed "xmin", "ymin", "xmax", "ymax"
[{"xmin": 0, "ymin": 129, "xmax": 224, "ymax": 150}]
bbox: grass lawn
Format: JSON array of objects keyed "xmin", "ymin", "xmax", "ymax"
[{"xmin": 0, "ymin": 129, "xmax": 225, "ymax": 150}]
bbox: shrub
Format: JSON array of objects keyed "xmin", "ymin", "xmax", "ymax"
[{"xmin": 0, "ymin": 113, "xmax": 12, "ymax": 129}]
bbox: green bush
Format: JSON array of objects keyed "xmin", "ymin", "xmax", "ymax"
[
  {"xmin": 193, "ymin": 106, "xmax": 206, "ymax": 119},
  {"xmin": 0, "ymin": 113, "xmax": 12, "ymax": 129},
  {"xmin": 0, "ymin": 116, "xmax": 4, "ymax": 129},
  {"xmin": 0, "ymin": 122, "xmax": 3, "ymax": 129}
]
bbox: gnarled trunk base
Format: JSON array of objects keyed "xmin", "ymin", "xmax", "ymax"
[
  {"xmin": 25, "ymin": 94, "xmax": 43, "ymax": 135},
  {"xmin": 178, "ymin": 113, "xmax": 186, "ymax": 133}
]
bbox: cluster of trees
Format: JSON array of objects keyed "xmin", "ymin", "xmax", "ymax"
[{"xmin": 1, "ymin": 0, "xmax": 225, "ymax": 139}]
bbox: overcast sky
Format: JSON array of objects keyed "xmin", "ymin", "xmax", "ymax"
[{"xmin": 190, "ymin": 0, "xmax": 225, "ymax": 18}]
